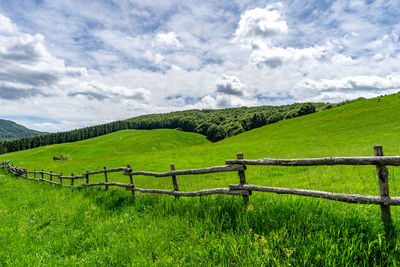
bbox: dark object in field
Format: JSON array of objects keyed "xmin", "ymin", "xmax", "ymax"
[{"xmin": 53, "ymin": 154, "xmax": 69, "ymax": 161}]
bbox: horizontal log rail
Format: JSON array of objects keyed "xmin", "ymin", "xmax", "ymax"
[
  {"xmin": 85, "ymin": 167, "xmax": 130, "ymax": 175},
  {"xmin": 82, "ymin": 182, "xmax": 134, "ymax": 188},
  {"xmin": 123, "ymin": 165, "xmax": 245, "ymax": 177},
  {"xmin": 21, "ymin": 176, "xmax": 62, "ymax": 185},
  {"xmin": 126, "ymin": 187, "xmax": 250, "ymax": 197},
  {"xmin": 0, "ymin": 145, "xmax": 399, "ymax": 234},
  {"xmin": 229, "ymin": 184, "xmax": 400, "ymax": 206},
  {"xmin": 225, "ymin": 156, "xmax": 400, "ymax": 166},
  {"xmin": 60, "ymin": 175, "xmax": 85, "ymax": 179}
]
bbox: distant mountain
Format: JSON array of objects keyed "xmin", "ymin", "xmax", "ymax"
[{"xmin": 0, "ymin": 119, "xmax": 44, "ymax": 140}]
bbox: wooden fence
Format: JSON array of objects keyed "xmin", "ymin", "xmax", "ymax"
[{"xmin": 1, "ymin": 145, "xmax": 400, "ymax": 228}]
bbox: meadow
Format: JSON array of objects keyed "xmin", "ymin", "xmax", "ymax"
[{"xmin": 1, "ymin": 93, "xmax": 400, "ymax": 265}]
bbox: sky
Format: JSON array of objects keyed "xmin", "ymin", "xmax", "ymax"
[{"xmin": 0, "ymin": 0, "xmax": 399, "ymax": 132}]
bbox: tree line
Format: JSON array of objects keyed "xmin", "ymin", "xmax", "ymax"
[{"xmin": 0, "ymin": 101, "xmax": 340, "ymax": 154}]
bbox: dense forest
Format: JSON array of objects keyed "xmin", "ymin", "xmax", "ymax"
[
  {"xmin": 0, "ymin": 100, "xmax": 350, "ymax": 154},
  {"xmin": 0, "ymin": 119, "xmax": 44, "ymax": 141}
]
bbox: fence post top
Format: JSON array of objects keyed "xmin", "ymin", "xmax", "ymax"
[
  {"xmin": 237, "ymin": 153, "xmax": 244, "ymax": 159},
  {"xmin": 374, "ymin": 145, "xmax": 384, "ymax": 156}
]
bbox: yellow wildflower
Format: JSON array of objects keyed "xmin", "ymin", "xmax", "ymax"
[{"xmin": 247, "ymin": 205, "xmax": 254, "ymax": 211}]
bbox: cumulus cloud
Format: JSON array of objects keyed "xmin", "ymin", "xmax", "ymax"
[
  {"xmin": 234, "ymin": 3, "xmax": 287, "ymax": 43},
  {"xmin": 1, "ymin": 1, "xmax": 400, "ymax": 131},
  {"xmin": 216, "ymin": 74, "xmax": 247, "ymax": 96},
  {"xmin": 234, "ymin": 3, "xmax": 329, "ymax": 69},
  {"xmin": 0, "ymin": 13, "xmax": 155, "ymax": 131},
  {"xmin": 0, "ymin": 86, "xmax": 47, "ymax": 100},
  {"xmin": 154, "ymin": 32, "xmax": 182, "ymax": 50},
  {"xmin": 68, "ymin": 81, "xmax": 152, "ymax": 102},
  {"xmin": 250, "ymin": 44, "xmax": 328, "ymax": 69},
  {"xmin": 0, "ymin": 13, "xmax": 18, "ymax": 35},
  {"xmin": 292, "ymin": 75, "xmax": 400, "ymax": 101}
]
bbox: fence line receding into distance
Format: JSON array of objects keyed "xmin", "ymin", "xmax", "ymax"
[{"xmin": 1, "ymin": 145, "xmax": 399, "ymax": 228}]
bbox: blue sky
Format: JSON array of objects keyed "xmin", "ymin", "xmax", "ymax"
[{"xmin": 0, "ymin": 0, "xmax": 399, "ymax": 131}]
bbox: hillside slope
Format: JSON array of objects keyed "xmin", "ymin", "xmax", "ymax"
[
  {"xmin": 0, "ymin": 119, "xmax": 43, "ymax": 140},
  {"xmin": 1, "ymin": 93, "xmax": 399, "ymax": 193},
  {"xmin": 0, "ymin": 129, "xmax": 209, "ymax": 172},
  {"xmin": 0, "ymin": 101, "xmax": 335, "ymax": 154}
]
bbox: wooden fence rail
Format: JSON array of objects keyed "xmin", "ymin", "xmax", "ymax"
[{"xmin": 1, "ymin": 145, "xmax": 399, "ymax": 231}]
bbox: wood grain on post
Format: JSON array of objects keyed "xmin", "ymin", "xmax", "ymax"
[
  {"xmin": 71, "ymin": 173, "xmax": 74, "ymax": 186},
  {"xmin": 104, "ymin": 166, "xmax": 109, "ymax": 191},
  {"xmin": 127, "ymin": 164, "xmax": 135, "ymax": 196},
  {"xmin": 237, "ymin": 153, "xmax": 250, "ymax": 203},
  {"xmin": 374, "ymin": 146, "xmax": 391, "ymax": 225},
  {"xmin": 170, "ymin": 164, "xmax": 179, "ymax": 199}
]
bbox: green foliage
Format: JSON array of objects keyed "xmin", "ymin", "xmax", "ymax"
[
  {"xmin": 298, "ymin": 103, "xmax": 316, "ymax": 116},
  {"xmin": 59, "ymin": 153, "xmax": 70, "ymax": 161},
  {"xmin": 0, "ymin": 119, "xmax": 44, "ymax": 141},
  {"xmin": 207, "ymin": 124, "xmax": 227, "ymax": 142}
]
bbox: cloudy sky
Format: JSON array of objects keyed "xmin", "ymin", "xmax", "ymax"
[{"xmin": 0, "ymin": 0, "xmax": 399, "ymax": 132}]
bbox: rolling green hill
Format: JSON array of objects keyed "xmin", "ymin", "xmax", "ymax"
[
  {"xmin": 0, "ymin": 93, "xmax": 400, "ymax": 265},
  {"xmin": 0, "ymin": 101, "xmax": 335, "ymax": 154},
  {"xmin": 0, "ymin": 119, "xmax": 43, "ymax": 141}
]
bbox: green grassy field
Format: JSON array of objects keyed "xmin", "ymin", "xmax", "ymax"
[{"xmin": 1, "ymin": 94, "xmax": 400, "ymax": 265}]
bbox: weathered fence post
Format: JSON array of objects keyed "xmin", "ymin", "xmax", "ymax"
[
  {"xmin": 41, "ymin": 169, "xmax": 44, "ymax": 181},
  {"xmin": 60, "ymin": 172, "xmax": 63, "ymax": 185},
  {"xmin": 50, "ymin": 171, "xmax": 53, "ymax": 181},
  {"xmin": 127, "ymin": 164, "xmax": 135, "ymax": 195},
  {"xmin": 86, "ymin": 171, "xmax": 89, "ymax": 184},
  {"xmin": 374, "ymin": 145, "xmax": 393, "ymax": 234},
  {"xmin": 71, "ymin": 173, "xmax": 74, "ymax": 186},
  {"xmin": 104, "ymin": 166, "xmax": 109, "ymax": 191},
  {"xmin": 170, "ymin": 164, "xmax": 179, "ymax": 199},
  {"xmin": 237, "ymin": 153, "xmax": 250, "ymax": 204},
  {"xmin": 34, "ymin": 169, "xmax": 36, "ymax": 179}
]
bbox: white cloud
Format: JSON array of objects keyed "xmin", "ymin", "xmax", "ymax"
[
  {"xmin": 154, "ymin": 32, "xmax": 182, "ymax": 50},
  {"xmin": 292, "ymin": 75, "xmax": 400, "ymax": 101},
  {"xmin": 0, "ymin": 13, "xmax": 18, "ymax": 35},
  {"xmin": 250, "ymin": 42, "xmax": 328, "ymax": 69},
  {"xmin": 331, "ymin": 54, "xmax": 354, "ymax": 65},
  {"xmin": 234, "ymin": 3, "xmax": 287, "ymax": 43},
  {"xmin": 216, "ymin": 74, "xmax": 247, "ymax": 96},
  {"xmin": 0, "ymin": 13, "xmax": 156, "ymax": 131},
  {"xmin": 1, "ymin": 1, "xmax": 400, "ymax": 131},
  {"xmin": 234, "ymin": 4, "xmax": 330, "ymax": 70}
]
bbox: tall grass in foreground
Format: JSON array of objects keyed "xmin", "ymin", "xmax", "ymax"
[
  {"xmin": 2, "ymin": 94, "xmax": 400, "ymax": 265},
  {"xmin": 1, "ymin": 170, "xmax": 399, "ymax": 266}
]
